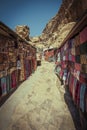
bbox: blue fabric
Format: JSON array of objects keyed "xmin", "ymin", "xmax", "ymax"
[
  {"xmin": 1, "ymin": 77, "xmax": 7, "ymax": 95},
  {"xmin": 80, "ymin": 83, "xmax": 86, "ymax": 112},
  {"xmin": 0, "ymin": 78, "xmax": 2, "ymax": 96},
  {"xmin": 6, "ymin": 75, "xmax": 10, "ymax": 92},
  {"xmin": 73, "ymin": 78, "xmax": 77, "ymax": 101}
]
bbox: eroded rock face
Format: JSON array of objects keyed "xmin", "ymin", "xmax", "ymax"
[
  {"xmin": 39, "ymin": 0, "xmax": 87, "ymax": 48},
  {"xmin": 15, "ymin": 25, "xmax": 30, "ymax": 41},
  {"xmin": 15, "ymin": 0, "xmax": 87, "ymax": 49}
]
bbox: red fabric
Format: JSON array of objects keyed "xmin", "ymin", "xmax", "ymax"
[
  {"xmin": 65, "ymin": 54, "xmax": 68, "ymax": 61},
  {"xmin": 69, "ymin": 75, "xmax": 74, "ymax": 96},
  {"xmin": 77, "ymin": 82, "xmax": 81, "ymax": 107},
  {"xmin": 74, "ymin": 81, "xmax": 80, "ymax": 105},
  {"xmin": 75, "ymin": 63, "xmax": 81, "ymax": 71},
  {"xmin": 80, "ymin": 27, "xmax": 87, "ymax": 44},
  {"xmin": 69, "ymin": 74, "xmax": 72, "ymax": 91},
  {"xmin": 79, "ymin": 73, "xmax": 87, "ymax": 84},
  {"xmin": 74, "ymin": 69, "xmax": 80, "ymax": 80},
  {"xmin": 72, "ymin": 55, "xmax": 75, "ymax": 62},
  {"xmin": 59, "ymin": 70, "xmax": 63, "ymax": 77},
  {"xmin": 11, "ymin": 71, "xmax": 17, "ymax": 88}
]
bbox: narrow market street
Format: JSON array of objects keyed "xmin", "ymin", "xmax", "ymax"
[{"xmin": 0, "ymin": 61, "xmax": 81, "ymax": 130}]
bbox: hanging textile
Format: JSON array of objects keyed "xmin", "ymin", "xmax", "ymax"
[
  {"xmin": 74, "ymin": 34, "xmax": 80, "ymax": 47},
  {"xmin": 75, "ymin": 46, "xmax": 80, "ymax": 55},
  {"xmin": 80, "ymin": 27, "xmax": 87, "ymax": 44},
  {"xmin": 1, "ymin": 77, "xmax": 7, "ymax": 96},
  {"xmin": 6, "ymin": 75, "xmax": 10, "ymax": 93},
  {"xmin": 72, "ymin": 78, "xmax": 77, "ymax": 102},
  {"xmin": 84, "ymin": 88, "xmax": 87, "ymax": 112},
  {"xmin": 81, "ymin": 64, "xmax": 87, "ymax": 73},
  {"xmin": 75, "ymin": 55, "xmax": 80, "ymax": 63},
  {"xmin": 80, "ymin": 54, "xmax": 87, "ymax": 64},
  {"xmin": 74, "ymin": 80, "xmax": 80, "ymax": 106},
  {"xmin": 0, "ymin": 79, "xmax": 2, "ymax": 97},
  {"xmin": 80, "ymin": 84, "xmax": 86, "ymax": 112},
  {"xmin": 11, "ymin": 71, "xmax": 17, "ymax": 88},
  {"xmin": 75, "ymin": 63, "xmax": 81, "ymax": 71},
  {"xmin": 80, "ymin": 42, "xmax": 87, "ymax": 54},
  {"xmin": 79, "ymin": 73, "xmax": 87, "ymax": 84}
]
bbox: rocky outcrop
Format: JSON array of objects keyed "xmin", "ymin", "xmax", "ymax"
[
  {"xmin": 38, "ymin": 0, "xmax": 87, "ymax": 48},
  {"xmin": 15, "ymin": 25, "xmax": 30, "ymax": 41},
  {"xmin": 15, "ymin": 0, "xmax": 87, "ymax": 49}
]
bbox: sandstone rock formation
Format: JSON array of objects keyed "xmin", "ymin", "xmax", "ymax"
[
  {"xmin": 32, "ymin": 0, "xmax": 87, "ymax": 49},
  {"xmin": 15, "ymin": 25, "xmax": 30, "ymax": 41},
  {"xmin": 15, "ymin": 0, "xmax": 87, "ymax": 50}
]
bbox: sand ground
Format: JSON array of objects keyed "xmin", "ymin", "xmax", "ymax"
[{"xmin": 0, "ymin": 61, "xmax": 81, "ymax": 130}]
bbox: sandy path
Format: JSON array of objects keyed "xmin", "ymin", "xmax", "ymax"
[{"xmin": 0, "ymin": 61, "xmax": 76, "ymax": 130}]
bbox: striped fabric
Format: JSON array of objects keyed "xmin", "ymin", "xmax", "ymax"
[
  {"xmin": 75, "ymin": 63, "xmax": 81, "ymax": 71},
  {"xmin": 79, "ymin": 72, "xmax": 87, "ymax": 84},
  {"xmin": 55, "ymin": 26, "xmax": 87, "ymax": 113}
]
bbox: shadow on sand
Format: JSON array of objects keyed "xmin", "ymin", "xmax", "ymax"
[{"xmin": 64, "ymin": 85, "xmax": 82, "ymax": 130}]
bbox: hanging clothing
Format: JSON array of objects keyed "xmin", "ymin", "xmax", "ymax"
[
  {"xmin": 80, "ymin": 42, "xmax": 87, "ymax": 54},
  {"xmin": 79, "ymin": 73, "xmax": 87, "ymax": 84},
  {"xmin": 75, "ymin": 46, "xmax": 80, "ymax": 55},
  {"xmin": 80, "ymin": 83, "xmax": 86, "ymax": 112},
  {"xmin": 72, "ymin": 78, "xmax": 77, "ymax": 102},
  {"xmin": 6, "ymin": 75, "xmax": 10, "ymax": 93},
  {"xmin": 0, "ymin": 79, "xmax": 2, "ymax": 97},
  {"xmin": 1, "ymin": 77, "xmax": 7, "ymax": 96},
  {"xmin": 17, "ymin": 60, "xmax": 21, "ymax": 70},
  {"xmin": 80, "ymin": 54, "xmax": 87, "ymax": 64},
  {"xmin": 75, "ymin": 63, "xmax": 81, "ymax": 71},
  {"xmin": 74, "ymin": 34, "xmax": 80, "ymax": 47},
  {"xmin": 81, "ymin": 64, "xmax": 87, "ymax": 73},
  {"xmin": 74, "ymin": 80, "xmax": 80, "ymax": 106},
  {"xmin": 75, "ymin": 55, "xmax": 80, "ymax": 63},
  {"xmin": 84, "ymin": 87, "xmax": 87, "ymax": 113},
  {"xmin": 11, "ymin": 71, "xmax": 17, "ymax": 88},
  {"xmin": 80, "ymin": 27, "xmax": 87, "ymax": 44}
]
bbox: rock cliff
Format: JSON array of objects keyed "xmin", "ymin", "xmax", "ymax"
[
  {"xmin": 15, "ymin": 0, "xmax": 87, "ymax": 50},
  {"xmin": 32, "ymin": 0, "xmax": 87, "ymax": 49}
]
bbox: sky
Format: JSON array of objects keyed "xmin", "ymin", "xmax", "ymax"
[{"xmin": 0, "ymin": 0, "xmax": 62, "ymax": 37}]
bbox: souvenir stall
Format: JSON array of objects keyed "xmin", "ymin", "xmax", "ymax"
[
  {"xmin": 0, "ymin": 36, "xmax": 18, "ymax": 98},
  {"xmin": 0, "ymin": 37, "xmax": 8, "ymax": 97},
  {"xmin": 0, "ymin": 22, "xmax": 37, "ymax": 101},
  {"xmin": 23, "ymin": 44, "xmax": 37, "ymax": 80},
  {"xmin": 8, "ymin": 39, "xmax": 18, "ymax": 90},
  {"xmin": 32, "ymin": 48, "xmax": 37, "ymax": 72},
  {"xmin": 54, "ymin": 43, "xmax": 69, "ymax": 84},
  {"xmin": 17, "ymin": 40, "xmax": 25, "ymax": 82},
  {"xmin": 54, "ymin": 49, "xmax": 61, "ymax": 78},
  {"xmin": 55, "ymin": 14, "xmax": 87, "ymax": 129}
]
